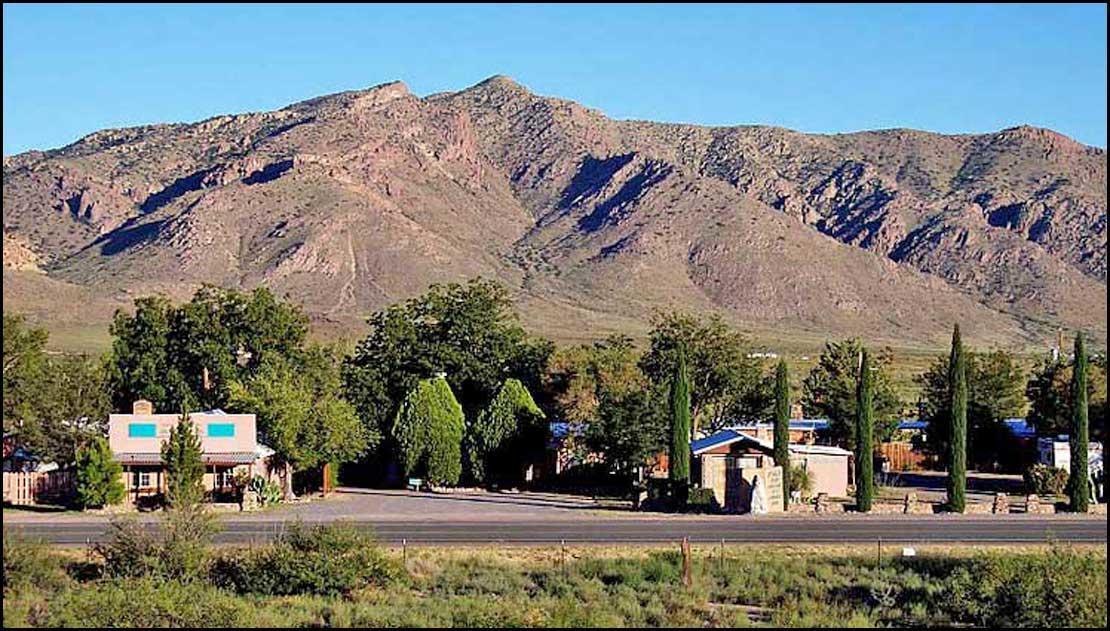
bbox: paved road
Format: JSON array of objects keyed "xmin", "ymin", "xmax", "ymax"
[{"xmin": 6, "ymin": 516, "xmax": 1106, "ymax": 546}]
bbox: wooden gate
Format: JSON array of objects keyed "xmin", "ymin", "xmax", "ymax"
[{"xmin": 3, "ymin": 470, "xmax": 74, "ymax": 505}]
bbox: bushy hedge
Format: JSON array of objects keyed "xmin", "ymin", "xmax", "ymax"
[
  {"xmin": 211, "ymin": 523, "xmax": 400, "ymax": 596},
  {"xmin": 1023, "ymin": 464, "xmax": 1069, "ymax": 496},
  {"xmin": 686, "ymin": 487, "xmax": 720, "ymax": 513}
]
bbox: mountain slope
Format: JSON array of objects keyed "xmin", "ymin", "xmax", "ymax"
[{"xmin": 3, "ymin": 77, "xmax": 1105, "ymax": 349}]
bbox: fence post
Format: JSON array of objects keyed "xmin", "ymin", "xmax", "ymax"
[{"xmin": 681, "ymin": 536, "xmax": 692, "ymax": 588}]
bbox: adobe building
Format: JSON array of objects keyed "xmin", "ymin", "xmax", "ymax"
[
  {"xmin": 108, "ymin": 400, "xmax": 276, "ymax": 503},
  {"xmin": 691, "ymin": 429, "xmax": 850, "ymax": 511}
]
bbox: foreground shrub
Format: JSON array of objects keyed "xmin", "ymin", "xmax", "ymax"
[
  {"xmin": 1023, "ymin": 464, "xmax": 1069, "ymax": 496},
  {"xmin": 939, "ymin": 546, "xmax": 1107, "ymax": 628},
  {"xmin": 2, "ymin": 535, "xmax": 70, "ymax": 593},
  {"xmin": 45, "ymin": 577, "xmax": 256, "ymax": 628},
  {"xmin": 95, "ymin": 506, "xmax": 217, "ymax": 581},
  {"xmin": 211, "ymin": 523, "xmax": 400, "ymax": 596}
]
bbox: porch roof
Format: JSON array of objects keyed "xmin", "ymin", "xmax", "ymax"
[{"xmin": 114, "ymin": 452, "xmax": 258, "ymax": 466}]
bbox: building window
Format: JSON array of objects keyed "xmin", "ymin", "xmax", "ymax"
[
  {"xmin": 207, "ymin": 423, "xmax": 235, "ymax": 438},
  {"xmin": 215, "ymin": 467, "xmax": 234, "ymax": 489},
  {"xmin": 128, "ymin": 423, "xmax": 157, "ymax": 438},
  {"xmin": 134, "ymin": 470, "xmax": 151, "ymax": 488}
]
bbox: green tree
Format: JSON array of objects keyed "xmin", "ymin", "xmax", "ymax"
[
  {"xmin": 392, "ymin": 376, "xmax": 465, "ymax": 487},
  {"xmin": 109, "ymin": 286, "xmax": 310, "ymax": 413},
  {"xmin": 3, "ymin": 312, "xmax": 48, "ymax": 434},
  {"xmin": 545, "ymin": 335, "xmax": 643, "ymax": 425},
  {"xmin": 917, "ymin": 349, "xmax": 1026, "ymax": 470},
  {"xmin": 773, "ymin": 360, "xmax": 791, "ymax": 508},
  {"xmin": 75, "ymin": 437, "xmax": 124, "ymax": 508},
  {"xmin": 1026, "ymin": 353, "xmax": 1107, "ymax": 440},
  {"xmin": 947, "ymin": 325, "xmax": 968, "ymax": 513},
  {"xmin": 468, "ymin": 378, "xmax": 546, "ymax": 485},
  {"xmin": 1069, "ymin": 332, "xmax": 1090, "ymax": 513},
  {"xmin": 162, "ymin": 411, "xmax": 206, "ymax": 508},
  {"xmin": 855, "ymin": 349, "xmax": 875, "ymax": 512},
  {"xmin": 343, "ymin": 279, "xmax": 552, "ymax": 475},
  {"xmin": 802, "ymin": 338, "xmax": 902, "ymax": 451},
  {"xmin": 27, "ymin": 355, "xmax": 112, "ymax": 465},
  {"xmin": 229, "ymin": 347, "xmax": 370, "ymax": 500},
  {"xmin": 669, "ymin": 346, "xmax": 692, "ymax": 504},
  {"xmin": 641, "ymin": 312, "xmax": 768, "ymax": 436},
  {"xmin": 586, "ymin": 389, "xmax": 666, "ymax": 478}
]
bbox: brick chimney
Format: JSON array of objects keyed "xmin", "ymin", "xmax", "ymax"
[{"xmin": 132, "ymin": 399, "xmax": 153, "ymax": 415}]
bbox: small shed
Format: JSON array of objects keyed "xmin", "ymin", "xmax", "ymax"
[{"xmin": 691, "ymin": 429, "xmax": 851, "ymax": 508}]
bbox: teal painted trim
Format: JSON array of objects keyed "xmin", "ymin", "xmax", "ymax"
[
  {"xmin": 128, "ymin": 423, "xmax": 157, "ymax": 438},
  {"xmin": 207, "ymin": 423, "xmax": 236, "ymax": 438}
]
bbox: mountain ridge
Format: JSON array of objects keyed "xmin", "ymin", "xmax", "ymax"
[{"xmin": 3, "ymin": 76, "xmax": 1105, "ymax": 350}]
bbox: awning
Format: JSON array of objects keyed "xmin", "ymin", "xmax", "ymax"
[{"xmin": 114, "ymin": 452, "xmax": 259, "ymax": 466}]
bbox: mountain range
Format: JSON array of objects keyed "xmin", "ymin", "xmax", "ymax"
[{"xmin": 3, "ymin": 76, "xmax": 1106, "ymax": 350}]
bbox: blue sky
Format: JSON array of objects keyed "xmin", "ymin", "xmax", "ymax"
[{"xmin": 3, "ymin": 3, "xmax": 1107, "ymax": 154}]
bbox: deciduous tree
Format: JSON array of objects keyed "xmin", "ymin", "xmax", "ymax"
[{"xmin": 803, "ymin": 338, "xmax": 901, "ymax": 451}]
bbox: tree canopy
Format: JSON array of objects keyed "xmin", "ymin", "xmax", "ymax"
[
  {"xmin": 3, "ymin": 314, "xmax": 111, "ymax": 464},
  {"xmin": 802, "ymin": 339, "xmax": 902, "ymax": 450},
  {"xmin": 343, "ymin": 279, "xmax": 552, "ymax": 459},
  {"xmin": 640, "ymin": 312, "xmax": 768, "ymax": 436},
  {"xmin": 1026, "ymin": 352, "xmax": 1107, "ymax": 442},
  {"xmin": 917, "ymin": 348, "xmax": 1025, "ymax": 469},
  {"xmin": 228, "ymin": 346, "xmax": 370, "ymax": 498},
  {"xmin": 109, "ymin": 285, "xmax": 310, "ymax": 413}
]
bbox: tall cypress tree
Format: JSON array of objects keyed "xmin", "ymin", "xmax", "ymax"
[
  {"xmin": 669, "ymin": 346, "xmax": 692, "ymax": 505},
  {"xmin": 855, "ymin": 349, "xmax": 875, "ymax": 512},
  {"xmin": 1069, "ymin": 332, "xmax": 1090, "ymax": 513},
  {"xmin": 773, "ymin": 360, "xmax": 791, "ymax": 508},
  {"xmin": 946, "ymin": 324, "xmax": 968, "ymax": 513}
]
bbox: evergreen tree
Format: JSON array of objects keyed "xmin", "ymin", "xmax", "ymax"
[
  {"xmin": 855, "ymin": 349, "xmax": 875, "ymax": 512},
  {"xmin": 393, "ymin": 375, "xmax": 465, "ymax": 487},
  {"xmin": 467, "ymin": 378, "xmax": 545, "ymax": 485},
  {"xmin": 162, "ymin": 411, "xmax": 205, "ymax": 508},
  {"xmin": 947, "ymin": 325, "xmax": 968, "ymax": 513},
  {"xmin": 75, "ymin": 437, "xmax": 124, "ymax": 508},
  {"xmin": 773, "ymin": 360, "xmax": 791, "ymax": 508},
  {"xmin": 1069, "ymin": 332, "xmax": 1091, "ymax": 512},
  {"xmin": 669, "ymin": 346, "xmax": 692, "ymax": 505}
]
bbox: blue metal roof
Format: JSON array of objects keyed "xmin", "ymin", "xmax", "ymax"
[
  {"xmin": 690, "ymin": 430, "xmax": 773, "ymax": 455},
  {"xmin": 690, "ymin": 429, "xmax": 744, "ymax": 454},
  {"xmin": 1002, "ymin": 417, "xmax": 1034, "ymax": 438}
]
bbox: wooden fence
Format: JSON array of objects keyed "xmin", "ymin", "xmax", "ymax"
[
  {"xmin": 879, "ymin": 442, "xmax": 930, "ymax": 472},
  {"xmin": 2, "ymin": 470, "xmax": 74, "ymax": 505}
]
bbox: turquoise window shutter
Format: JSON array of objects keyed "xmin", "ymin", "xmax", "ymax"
[
  {"xmin": 208, "ymin": 423, "xmax": 236, "ymax": 438},
  {"xmin": 128, "ymin": 423, "xmax": 157, "ymax": 438}
]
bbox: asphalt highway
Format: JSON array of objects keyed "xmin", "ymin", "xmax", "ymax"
[{"xmin": 5, "ymin": 515, "xmax": 1106, "ymax": 546}]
